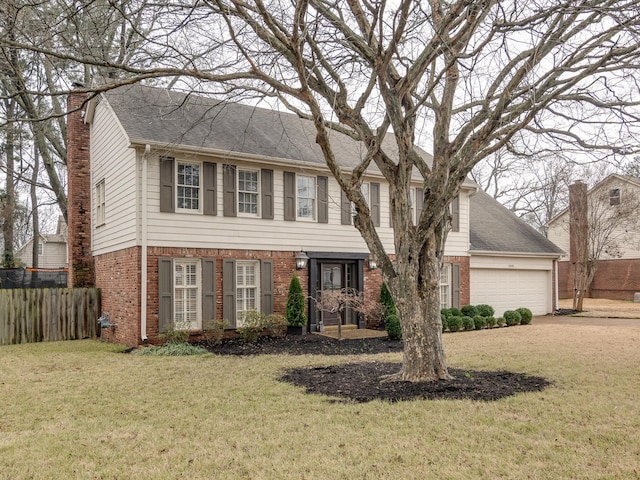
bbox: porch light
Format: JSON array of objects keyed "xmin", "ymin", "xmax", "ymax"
[
  {"xmin": 368, "ymin": 258, "xmax": 377, "ymax": 270},
  {"xmin": 295, "ymin": 251, "xmax": 309, "ymax": 270}
]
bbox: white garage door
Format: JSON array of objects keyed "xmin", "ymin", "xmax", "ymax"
[{"xmin": 470, "ymin": 269, "xmax": 551, "ymax": 316}]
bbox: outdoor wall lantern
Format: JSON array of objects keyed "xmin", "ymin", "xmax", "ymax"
[
  {"xmin": 368, "ymin": 258, "xmax": 377, "ymax": 270},
  {"xmin": 295, "ymin": 251, "xmax": 309, "ymax": 270}
]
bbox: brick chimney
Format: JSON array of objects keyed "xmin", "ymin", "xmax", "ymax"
[
  {"xmin": 66, "ymin": 88, "xmax": 95, "ymax": 287},
  {"xmin": 569, "ymin": 180, "xmax": 588, "ymax": 263}
]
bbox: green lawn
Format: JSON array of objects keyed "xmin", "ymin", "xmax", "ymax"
[{"xmin": 1, "ymin": 323, "xmax": 639, "ymax": 479}]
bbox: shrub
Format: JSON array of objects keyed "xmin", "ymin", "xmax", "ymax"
[
  {"xmin": 237, "ymin": 310, "xmax": 264, "ymax": 343},
  {"xmin": 136, "ymin": 343, "xmax": 208, "ymax": 356},
  {"xmin": 441, "ymin": 308, "xmax": 452, "ymax": 319},
  {"xmin": 448, "ymin": 316, "xmax": 463, "ymax": 332},
  {"xmin": 503, "ymin": 310, "xmax": 522, "ymax": 326},
  {"xmin": 473, "ymin": 315, "xmax": 486, "ymax": 330},
  {"xmin": 476, "ymin": 304, "xmax": 495, "ymax": 317},
  {"xmin": 203, "ymin": 319, "xmax": 228, "ymax": 347},
  {"xmin": 264, "ymin": 313, "xmax": 287, "ymax": 337},
  {"xmin": 461, "ymin": 305, "xmax": 478, "ymax": 317},
  {"xmin": 380, "ymin": 283, "xmax": 398, "ymax": 319},
  {"xmin": 286, "ymin": 274, "xmax": 307, "ymax": 326},
  {"xmin": 160, "ymin": 324, "xmax": 190, "ymax": 345},
  {"xmin": 496, "ymin": 317, "xmax": 505, "ymax": 327},
  {"xmin": 517, "ymin": 307, "xmax": 533, "ymax": 325},
  {"xmin": 448, "ymin": 307, "xmax": 462, "ymax": 317},
  {"xmin": 441, "ymin": 315, "xmax": 448, "ymax": 332},
  {"xmin": 462, "ymin": 315, "xmax": 475, "ymax": 331},
  {"xmin": 385, "ymin": 314, "xmax": 402, "ymax": 340},
  {"xmin": 485, "ymin": 316, "xmax": 497, "ymax": 328}
]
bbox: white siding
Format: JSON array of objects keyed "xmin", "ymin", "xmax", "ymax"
[
  {"xmin": 470, "ymin": 255, "xmax": 555, "ymax": 315},
  {"xmin": 144, "ymin": 153, "xmax": 472, "ymax": 256},
  {"xmin": 547, "ymin": 213, "xmax": 571, "ymax": 259},
  {"xmin": 15, "ymin": 239, "xmax": 67, "ymax": 269},
  {"xmin": 90, "ymin": 101, "xmax": 138, "ymax": 256}
]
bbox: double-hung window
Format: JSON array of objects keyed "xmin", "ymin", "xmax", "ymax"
[
  {"xmin": 297, "ymin": 175, "xmax": 316, "ymax": 220},
  {"xmin": 236, "ymin": 261, "xmax": 260, "ymax": 325},
  {"xmin": 238, "ymin": 169, "xmax": 259, "ymax": 215},
  {"xmin": 439, "ymin": 264, "xmax": 451, "ymax": 310},
  {"xmin": 174, "ymin": 260, "xmax": 201, "ymax": 330},
  {"xmin": 95, "ymin": 179, "xmax": 106, "ymax": 226},
  {"xmin": 177, "ymin": 162, "xmax": 200, "ymax": 211}
]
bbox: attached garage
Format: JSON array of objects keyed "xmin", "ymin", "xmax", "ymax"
[{"xmin": 470, "ymin": 265, "xmax": 552, "ymax": 316}]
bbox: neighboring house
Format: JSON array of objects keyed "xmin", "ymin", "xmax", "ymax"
[
  {"xmin": 15, "ymin": 217, "xmax": 68, "ymax": 269},
  {"xmin": 67, "ymin": 84, "xmax": 562, "ymax": 346},
  {"xmin": 548, "ymin": 175, "xmax": 640, "ymax": 300}
]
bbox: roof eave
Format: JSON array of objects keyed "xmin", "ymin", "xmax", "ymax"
[{"xmin": 469, "ymin": 249, "xmax": 564, "ymax": 259}]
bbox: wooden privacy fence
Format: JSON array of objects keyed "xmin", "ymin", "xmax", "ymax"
[{"xmin": 0, "ymin": 288, "xmax": 100, "ymax": 345}]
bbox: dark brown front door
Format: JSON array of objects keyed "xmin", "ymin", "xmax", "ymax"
[{"xmin": 321, "ymin": 264, "xmax": 343, "ymax": 326}]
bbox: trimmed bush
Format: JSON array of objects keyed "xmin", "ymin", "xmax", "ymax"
[
  {"xmin": 496, "ymin": 317, "xmax": 505, "ymax": 327},
  {"xmin": 473, "ymin": 315, "xmax": 486, "ymax": 330},
  {"xmin": 461, "ymin": 305, "xmax": 478, "ymax": 317},
  {"xmin": 380, "ymin": 283, "xmax": 398, "ymax": 319},
  {"xmin": 485, "ymin": 316, "xmax": 497, "ymax": 328},
  {"xmin": 476, "ymin": 304, "xmax": 495, "ymax": 317},
  {"xmin": 286, "ymin": 274, "xmax": 307, "ymax": 326},
  {"xmin": 448, "ymin": 307, "xmax": 461, "ymax": 317},
  {"xmin": 462, "ymin": 315, "xmax": 475, "ymax": 331},
  {"xmin": 385, "ymin": 314, "xmax": 402, "ymax": 340},
  {"xmin": 503, "ymin": 310, "xmax": 522, "ymax": 326},
  {"xmin": 265, "ymin": 313, "xmax": 288, "ymax": 337},
  {"xmin": 441, "ymin": 315, "xmax": 448, "ymax": 332},
  {"xmin": 441, "ymin": 308, "xmax": 452, "ymax": 319},
  {"xmin": 517, "ymin": 307, "xmax": 533, "ymax": 325},
  {"xmin": 448, "ymin": 316, "xmax": 463, "ymax": 332}
]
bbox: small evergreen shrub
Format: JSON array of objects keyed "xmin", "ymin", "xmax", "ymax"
[
  {"xmin": 485, "ymin": 316, "xmax": 497, "ymax": 328},
  {"xmin": 448, "ymin": 307, "xmax": 461, "ymax": 317},
  {"xmin": 462, "ymin": 315, "xmax": 475, "ymax": 331},
  {"xmin": 503, "ymin": 310, "xmax": 522, "ymax": 326},
  {"xmin": 385, "ymin": 314, "xmax": 402, "ymax": 340},
  {"xmin": 380, "ymin": 283, "xmax": 398, "ymax": 319},
  {"xmin": 203, "ymin": 319, "xmax": 228, "ymax": 347},
  {"xmin": 517, "ymin": 308, "xmax": 533, "ymax": 325},
  {"xmin": 476, "ymin": 304, "xmax": 495, "ymax": 317},
  {"xmin": 448, "ymin": 316, "xmax": 463, "ymax": 332},
  {"xmin": 286, "ymin": 274, "xmax": 307, "ymax": 326},
  {"xmin": 441, "ymin": 308, "xmax": 452, "ymax": 319},
  {"xmin": 496, "ymin": 317, "xmax": 505, "ymax": 327},
  {"xmin": 441, "ymin": 315, "xmax": 448, "ymax": 332},
  {"xmin": 237, "ymin": 310, "xmax": 264, "ymax": 343},
  {"xmin": 461, "ymin": 305, "xmax": 478, "ymax": 317},
  {"xmin": 473, "ymin": 315, "xmax": 486, "ymax": 330}
]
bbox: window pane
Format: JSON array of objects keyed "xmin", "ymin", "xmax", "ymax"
[
  {"xmin": 297, "ymin": 176, "xmax": 316, "ymax": 219},
  {"xmin": 177, "ymin": 163, "xmax": 200, "ymax": 210}
]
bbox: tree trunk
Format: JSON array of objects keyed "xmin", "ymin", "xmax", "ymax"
[
  {"xmin": 385, "ymin": 229, "xmax": 452, "ymax": 382},
  {"xmin": 2, "ymin": 98, "xmax": 16, "ymax": 268},
  {"xmin": 30, "ymin": 143, "xmax": 40, "ymax": 268}
]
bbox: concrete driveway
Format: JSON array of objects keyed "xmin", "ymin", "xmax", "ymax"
[{"xmin": 535, "ymin": 298, "xmax": 640, "ymax": 327}]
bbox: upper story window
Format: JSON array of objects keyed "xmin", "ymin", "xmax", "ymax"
[
  {"xmin": 297, "ymin": 175, "xmax": 316, "ymax": 220},
  {"xmin": 238, "ymin": 168, "xmax": 259, "ymax": 216},
  {"xmin": 177, "ymin": 162, "xmax": 200, "ymax": 211},
  {"xmin": 95, "ymin": 179, "xmax": 106, "ymax": 226},
  {"xmin": 609, "ymin": 188, "xmax": 621, "ymax": 206}
]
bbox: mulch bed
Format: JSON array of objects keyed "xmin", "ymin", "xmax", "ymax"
[{"xmin": 200, "ymin": 334, "xmax": 551, "ymax": 403}]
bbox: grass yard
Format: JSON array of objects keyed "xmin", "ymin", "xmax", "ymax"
[{"xmin": 1, "ymin": 323, "xmax": 639, "ymax": 479}]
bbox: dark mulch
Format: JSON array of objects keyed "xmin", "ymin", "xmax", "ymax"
[{"xmin": 200, "ymin": 334, "xmax": 551, "ymax": 403}]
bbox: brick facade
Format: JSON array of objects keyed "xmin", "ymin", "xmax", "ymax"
[
  {"xmin": 558, "ymin": 259, "xmax": 640, "ymax": 301},
  {"xmin": 66, "ymin": 91, "xmax": 95, "ymax": 288},
  {"xmin": 93, "ymin": 244, "xmax": 471, "ymax": 346}
]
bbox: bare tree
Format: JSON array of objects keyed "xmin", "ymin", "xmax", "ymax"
[
  {"xmin": 4, "ymin": 0, "xmax": 640, "ymax": 380},
  {"xmin": 569, "ymin": 180, "xmax": 640, "ymax": 311}
]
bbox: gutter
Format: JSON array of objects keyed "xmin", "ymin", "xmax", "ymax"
[{"xmin": 140, "ymin": 144, "xmax": 151, "ymax": 342}]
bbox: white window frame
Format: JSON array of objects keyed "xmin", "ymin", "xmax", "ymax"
[
  {"xmin": 439, "ymin": 264, "xmax": 451, "ymax": 310},
  {"xmin": 236, "ymin": 260, "xmax": 260, "ymax": 325},
  {"xmin": 95, "ymin": 179, "xmax": 106, "ymax": 226},
  {"xmin": 176, "ymin": 161, "xmax": 202, "ymax": 213},
  {"xmin": 296, "ymin": 175, "xmax": 317, "ymax": 221},
  {"xmin": 37, "ymin": 242, "xmax": 43, "ymax": 256},
  {"xmin": 237, "ymin": 168, "xmax": 260, "ymax": 217},
  {"xmin": 173, "ymin": 259, "xmax": 202, "ymax": 331}
]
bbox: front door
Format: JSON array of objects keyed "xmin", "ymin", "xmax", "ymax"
[{"xmin": 319, "ymin": 263, "xmax": 357, "ymax": 327}]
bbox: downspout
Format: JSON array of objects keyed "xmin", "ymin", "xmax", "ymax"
[
  {"xmin": 140, "ymin": 144, "xmax": 150, "ymax": 342},
  {"xmin": 554, "ymin": 259, "xmax": 559, "ymax": 313}
]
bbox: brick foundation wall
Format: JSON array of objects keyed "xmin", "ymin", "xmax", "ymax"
[
  {"xmin": 94, "ymin": 247, "xmax": 141, "ymax": 346},
  {"xmin": 66, "ymin": 91, "xmax": 95, "ymax": 288},
  {"xmin": 558, "ymin": 259, "xmax": 640, "ymax": 300}
]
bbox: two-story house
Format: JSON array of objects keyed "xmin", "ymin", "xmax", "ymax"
[
  {"xmin": 67, "ymin": 84, "xmax": 562, "ymax": 346},
  {"xmin": 548, "ymin": 175, "xmax": 640, "ymax": 300}
]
